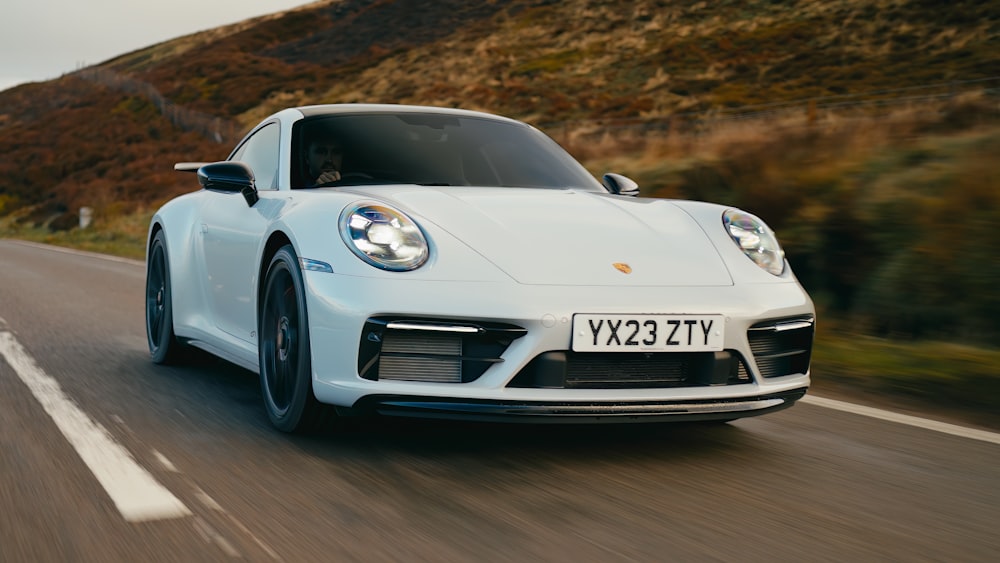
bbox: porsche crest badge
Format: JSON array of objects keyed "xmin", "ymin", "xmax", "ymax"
[{"xmin": 613, "ymin": 263, "xmax": 632, "ymax": 274}]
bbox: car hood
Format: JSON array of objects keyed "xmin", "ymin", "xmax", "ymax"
[{"xmin": 342, "ymin": 186, "xmax": 734, "ymax": 286}]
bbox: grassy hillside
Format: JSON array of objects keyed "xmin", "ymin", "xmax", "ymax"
[
  {"xmin": 0, "ymin": 78, "xmax": 224, "ymax": 225},
  {"xmin": 2, "ymin": 0, "xmax": 996, "ymax": 212}
]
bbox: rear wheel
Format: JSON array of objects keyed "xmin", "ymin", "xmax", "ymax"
[
  {"xmin": 146, "ymin": 230, "xmax": 184, "ymax": 364},
  {"xmin": 259, "ymin": 245, "xmax": 331, "ymax": 432}
]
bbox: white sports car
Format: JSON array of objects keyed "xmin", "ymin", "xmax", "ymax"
[{"xmin": 146, "ymin": 104, "xmax": 815, "ymax": 432}]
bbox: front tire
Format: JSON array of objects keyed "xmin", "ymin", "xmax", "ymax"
[
  {"xmin": 259, "ymin": 245, "xmax": 331, "ymax": 432},
  {"xmin": 146, "ymin": 230, "xmax": 184, "ymax": 364}
]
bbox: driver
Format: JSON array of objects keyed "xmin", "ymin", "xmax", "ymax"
[{"xmin": 305, "ymin": 137, "xmax": 344, "ymax": 185}]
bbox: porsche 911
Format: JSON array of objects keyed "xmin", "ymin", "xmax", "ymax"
[{"xmin": 146, "ymin": 104, "xmax": 815, "ymax": 432}]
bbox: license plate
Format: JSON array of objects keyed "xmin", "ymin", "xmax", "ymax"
[{"xmin": 572, "ymin": 314, "xmax": 725, "ymax": 352}]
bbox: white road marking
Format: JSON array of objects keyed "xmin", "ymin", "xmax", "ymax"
[
  {"xmin": 153, "ymin": 449, "xmax": 180, "ymax": 473},
  {"xmin": 0, "ymin": 325, "xmax": 190, "ymax": 522},
  {"xmin": 193, "ymin": 486, "xmax": 283, "ymax": 561},
  {"xmin": 803, "ymin": 395, "xmax": 1000, "ymax": 445},
  {"xmin": 195, "ymin": 488, "xmax": 225, "ymax": 512},
  {"xmin": 193, "ymin": 517, "xmax": 242, "ymax": 558},
  {"xmin": 7, "ymin": 239, "xmax": 144, "ymax": 266}
]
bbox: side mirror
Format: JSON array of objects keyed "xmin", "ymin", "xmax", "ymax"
[
  {"xmin": 197, "ymin": 161, "xmax": 258, "ymax": 206},
  {"xmin": 602, "ymin": 173, "xmax": 640, "ymax": 197}
]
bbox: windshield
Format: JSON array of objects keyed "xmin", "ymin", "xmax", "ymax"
[{"xmin": 291, "ymin": 112, "xmax": 604, "ymax": 190}]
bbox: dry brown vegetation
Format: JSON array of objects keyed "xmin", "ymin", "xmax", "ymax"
[{"xmin": 2, "ymin": 0, "xmax": 995, "ymax": 211}]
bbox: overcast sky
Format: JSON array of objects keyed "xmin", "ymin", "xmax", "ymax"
[{"xmin": 0, "ymin": 0, "xmax": 316, "ymax": 93}]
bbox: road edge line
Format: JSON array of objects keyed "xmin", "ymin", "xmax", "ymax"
[
  {"xmin": 0, "ymin": 327, "xmax": 190, "ymax": 522},
  {"xmin": 802, "ymin": 395, "xmax": 1000, "ymax": 445}
]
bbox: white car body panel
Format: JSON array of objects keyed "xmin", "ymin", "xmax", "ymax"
[
  {"xmin": 148, "ymin": 104, "xmax": 815, "ymax": 425},
  {"xmin": 353, "ymin": 186, "xmax": 734, "ymax": 286}
]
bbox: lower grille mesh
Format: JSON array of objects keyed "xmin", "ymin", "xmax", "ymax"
[
  {"xmin": 382, "ymin": 331, "xmax": 462, "ymax": 356},
  {"xmin": 379, "ymin": 332, "xmax": 462, "ymax": 383},
  {"xmin": 509, "ymin": 351, "xmax": 751, "ymax": 389},
  {"xmin": 379, "ymin": 357, "xmax": 463, "ymax": 382},
  {"xmin": 566, "ymin": 353, "xmax": 689, "ymax": 388}
]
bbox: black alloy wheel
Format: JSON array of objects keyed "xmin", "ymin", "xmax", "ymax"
[
  {"xmin": 259, "ymin": 245, "xmax": 331, "ymax": 432},
  {"xmin": 146, "ymin": 230, "xmax": 183, "ymax": 364}
]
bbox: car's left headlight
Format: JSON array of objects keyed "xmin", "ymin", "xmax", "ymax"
[
  {"xmin": 340, "ymin": 203, "xmax": 429, "ymax": 271},
  {"xmin": 723, "ymin": 209, "xmax": 785, "ymax": 276}
]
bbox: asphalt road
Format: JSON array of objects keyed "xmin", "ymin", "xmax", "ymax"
[{"xmin": 1, "ymin": 239, "xmax": 998, "ymax": 562}]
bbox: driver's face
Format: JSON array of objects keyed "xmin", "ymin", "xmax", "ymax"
[{"xmin": 307, "ymin": 142, "xmax": 343, "ymax": 177}]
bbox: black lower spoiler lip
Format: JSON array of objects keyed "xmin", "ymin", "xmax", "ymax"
[{"xmin": 349, "ymin": 388, "xmax": 808, "ymax": 424}]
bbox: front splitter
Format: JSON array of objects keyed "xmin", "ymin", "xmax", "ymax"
[{"xmin": 349, "ymin": 388, "xmax": 808, "ymax": 424}]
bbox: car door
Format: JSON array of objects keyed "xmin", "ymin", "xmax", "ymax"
[{"xmin": 200, "ymin": 122, "xmax": 281, "ymax": 344}]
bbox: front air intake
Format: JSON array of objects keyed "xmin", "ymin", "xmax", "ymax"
[
  {"xmin": 508, "ymin": 350, "xmax": 753, "ymax": 389},
  {"xmin": 746, "ymin": 317, "xmax": 814, "ymax": 378},
  {"xmin": 378, "ymin": 331, "xmax": 463, "ymax": 383},
  {"xmin": 358, "ymin": 318, "xmax": 526, "ymax": 383}
]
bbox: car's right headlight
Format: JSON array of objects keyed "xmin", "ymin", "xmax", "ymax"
[
  {"xmin": 339, "ymin": 203, "xmax": 429, "ymax": 271},
  {"xmin": 722, "ymin": 209, "xmax": 785, "ymax": 276}
]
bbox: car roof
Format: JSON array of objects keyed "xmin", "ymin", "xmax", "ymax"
[{"xmin": 292, "ymin": 103, "xmax": 523, "ymax": 125}]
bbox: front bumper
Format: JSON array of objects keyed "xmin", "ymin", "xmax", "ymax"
[
  {"xmin": 350, "ymin": 388, "xmax": 807, "ymax": 423},
  {"xmin": 304, "ymin": 272, "xmax": 814, "ymax": 414}
]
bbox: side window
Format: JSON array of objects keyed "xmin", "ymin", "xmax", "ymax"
[{"xmin": 231, "ymin": 123, "xmax": 280, "ymax": 190}]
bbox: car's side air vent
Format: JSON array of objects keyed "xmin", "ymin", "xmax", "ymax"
[
  {"xmin": 358, "ymin": 318, "xmax": 526, "ymax": 383},
  {"xmin": 746, "ymin": 317, "xmax": 814, "ymax": 378}
]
